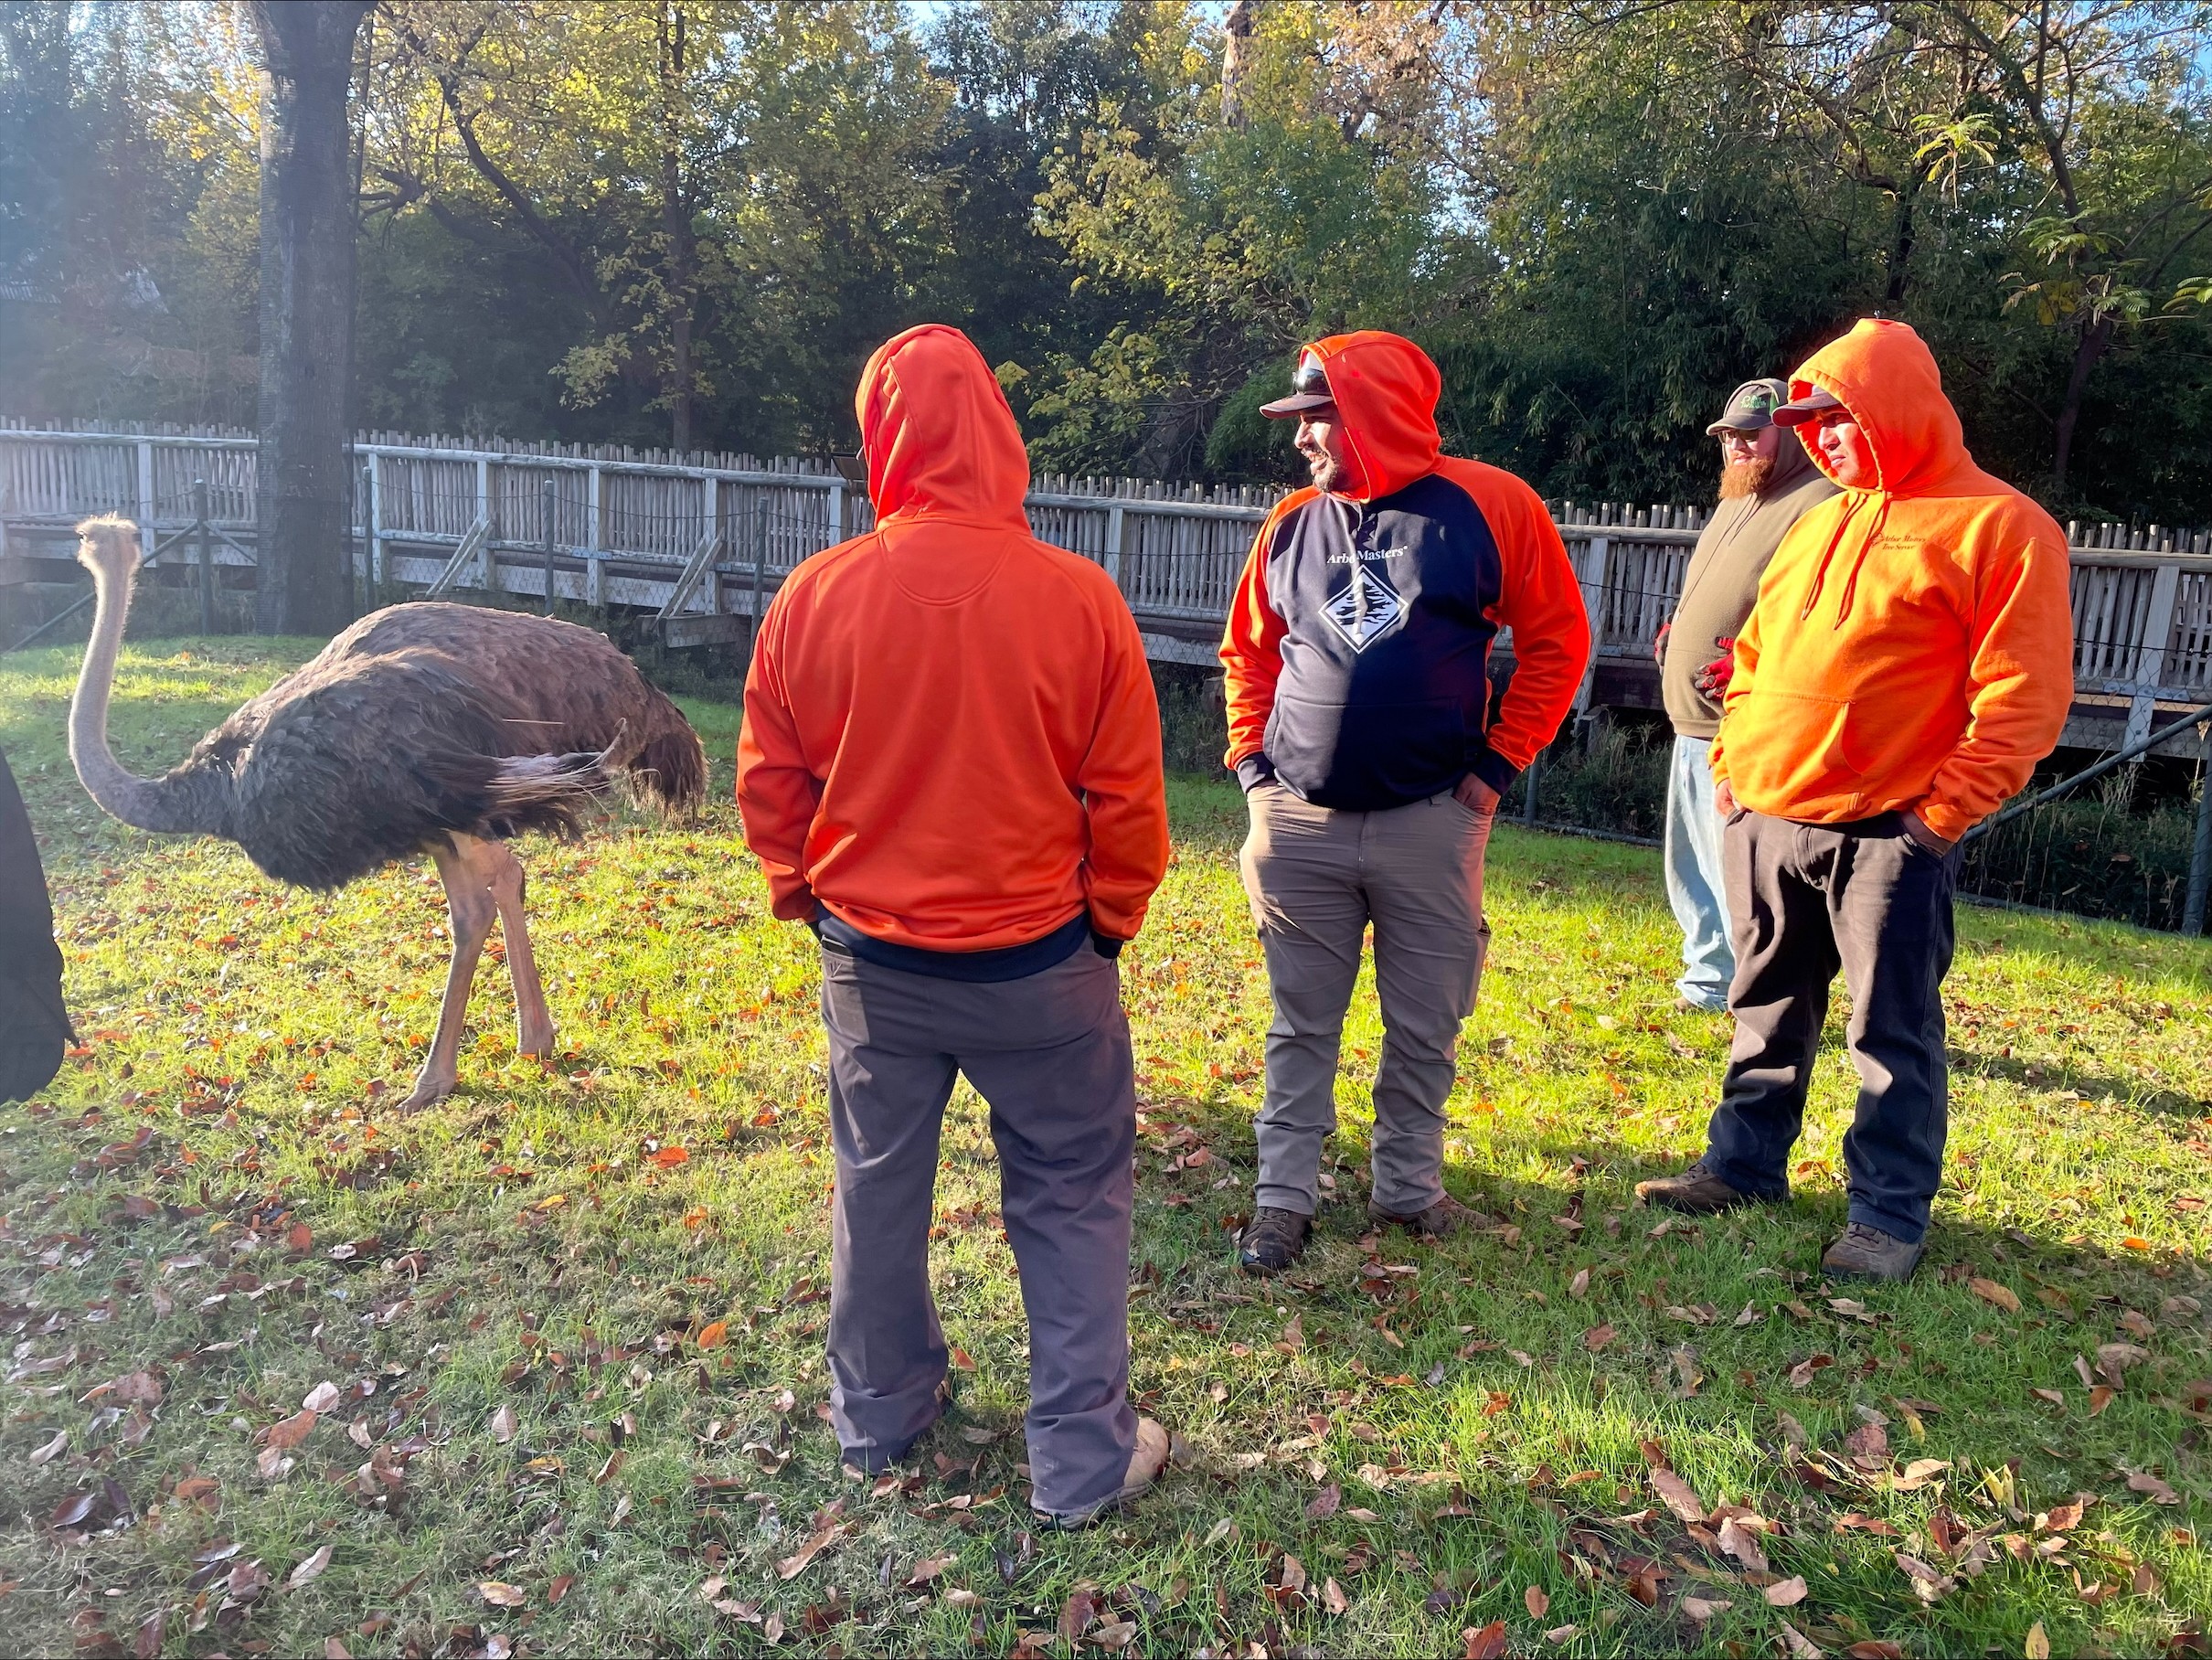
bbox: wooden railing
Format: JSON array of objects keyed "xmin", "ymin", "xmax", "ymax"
[{"xmin": 5, "ymin": 422, "xmax": 2208, "ymax": 740}]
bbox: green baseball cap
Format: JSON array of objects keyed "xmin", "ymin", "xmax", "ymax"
[{"xmin": 1705, "ymin": 378, "xmax": 1788, "ymax": 436}]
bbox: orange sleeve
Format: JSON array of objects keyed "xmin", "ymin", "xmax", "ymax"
[
  {"xmin": 1077, "ymin": 592, "xmax": 1171, "ymax": 940},
  {"xmin": 734, "ymin": 593, "xmax": 824, "ymax": 922},
  {"xmin": 1218, "ymin": 502, "xmax": 1294, "ymax": 777},
  {"xmin": 1913, "ymin": 521, "xmax": 2075, "ymax": 843},
  {"xmin": 1478, "ymin": 474, "xmax": 1590, "ymax": 788}
]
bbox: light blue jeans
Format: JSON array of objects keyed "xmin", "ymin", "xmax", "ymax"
[{"xmin": 1664, "ymin": 734, "xmax": 1733, "ymax": 1010}]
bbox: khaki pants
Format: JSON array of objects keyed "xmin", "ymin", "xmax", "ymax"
[{"xmin": 1239, "ymin": 782, "xmax": 1494, "ymax": 1217}]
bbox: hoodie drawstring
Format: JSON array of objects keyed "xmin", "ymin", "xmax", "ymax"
[
  {"xmin": 1834, "ymin": 496, "xmax": 1890, "ymax": 624},
  {"xmin": 1798, "ymin": 494, "xmax": 1864, "ymax": 622}
]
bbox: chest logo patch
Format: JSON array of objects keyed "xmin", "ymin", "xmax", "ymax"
[{"xmin": 1321, "ymin": 563, "xmax": 1405, "ymax": 653}]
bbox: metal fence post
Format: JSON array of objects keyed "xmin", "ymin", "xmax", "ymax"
[
  {"xmin": 1522, "ymin": 750, "xmax": 1543, "ymax": 828},
  {"xmin": 194, "ymin": 478, "xmax": 214, "ymax": 634},
  {"xmin": 2187, "ymin": 749, "xmax": 2212, "ymax": 935},
  {"xmin": 542, "ymin": 478, "xmax": 558, "ymax": 615}
]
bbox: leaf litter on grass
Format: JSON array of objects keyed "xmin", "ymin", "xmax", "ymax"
[{"xmin": 4, "ymin": 644, "xmax": 2210, "ymax": 1657}]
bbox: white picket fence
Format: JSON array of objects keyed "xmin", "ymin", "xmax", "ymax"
[{"xmin": 4, "ymin": 421, "xmax": 2208, "ymax": 742}]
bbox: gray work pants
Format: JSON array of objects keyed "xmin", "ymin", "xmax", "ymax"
[
  {"xmin": 1704, "ymin": 808, "xmax": 1958, "ymax": 1243},
  {"xmin": 818, "ymin": 942, "xmax": 1138, "ymax": 1517},
  {"xmin": 1239, "ymin": 782, "xmax": 1494, "ymax": 1218}
]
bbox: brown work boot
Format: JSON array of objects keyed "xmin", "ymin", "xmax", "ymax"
[
  {"xmin": 1367, "ymin": 1193, "xmax": 1481, "ymax": 1240},
  {"xmin": 1236, "ymin": 1207, "xmax": 1313, "ymax": 1275},
  {"xmin": 1033, "ymin": 1415, "xmax": 1171, "ymax": 1530},
  {"xmin": 1821, "ymin": 1222, "xmax": 1924, "ymax": 1282},
  {"xmin": 1634, "ymin": 1161, "xmax": 1760, "ymax": 1214}
]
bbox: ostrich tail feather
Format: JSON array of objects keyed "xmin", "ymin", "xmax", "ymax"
[{"xmin": 464, "ymin": 750, "xmax": 616, "ymax": 841}]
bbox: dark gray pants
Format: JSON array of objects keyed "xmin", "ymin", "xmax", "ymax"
[
  {"xmin": 818, "ymin": 942, "xmax": 1137, "ymax": 1516},
  {"xmin": 1704, "ymin": 809, "xmax": 1957, "ymax": 1242}
]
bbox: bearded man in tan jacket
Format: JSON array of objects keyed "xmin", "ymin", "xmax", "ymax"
[{"xmin": 1655, "ymin": 378, "xmax": 1835, "ymax": 1010}]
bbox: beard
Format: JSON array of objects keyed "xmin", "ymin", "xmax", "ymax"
[{"xmin": 1719, "ymin": 456, "xmax": 1775, "ymax": 499}]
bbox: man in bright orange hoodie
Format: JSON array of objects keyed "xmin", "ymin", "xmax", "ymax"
[
  {"xmin": 736, "ymin": 325, "xmax": 1172, "ymax": 1526},
  {"xmin": 1221, "ymin": 332, "xmax": 1590, "ymax": 1273},
  {"xmin": 1637, "ymin": 319, "xmax": 2073, "ymax": 1281}
]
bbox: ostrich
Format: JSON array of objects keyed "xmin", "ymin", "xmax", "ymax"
[{"xmin": 66, "ymin": 515, "xmax": 707, "ymax": 1108}]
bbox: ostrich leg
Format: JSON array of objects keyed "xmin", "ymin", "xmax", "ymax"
[
  {"xmin": 485, "ymin": 842, "xmax": 555, "ymax": 1058},
  {"xmin": 403, "ymin": 835, "xmax": 500, "ymax": 1110}
]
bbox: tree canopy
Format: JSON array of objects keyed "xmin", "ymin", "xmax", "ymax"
[{"xmin": 4, "ymin": 0, "xmax": 2211, "ymax": 523}]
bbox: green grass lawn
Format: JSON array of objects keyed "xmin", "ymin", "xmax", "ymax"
[{"xmin": 1, "ymin": 636, "xmax": 2207, "ymax": 1660}]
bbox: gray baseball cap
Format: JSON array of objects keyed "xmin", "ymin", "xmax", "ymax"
[{"xmin": 1706, "ymin": 378, "xmax": 1789, "ymax": 435}]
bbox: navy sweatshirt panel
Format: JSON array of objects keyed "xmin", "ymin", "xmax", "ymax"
[{"xmin": 1259, "ymin": 473, "xmax": 1508, "ymax": 811}]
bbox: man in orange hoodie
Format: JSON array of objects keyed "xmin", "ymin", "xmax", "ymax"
[
  {"xmin": 736, "ymin": 325, "xmax": 1172, "ymax": 1526},
  {"xmin": 1637, "ymin": 319, "xmax": 2073, "ymax": 1280},
  {"xmin": 1221, "ymin": 332, "xmax": 1590, "ymax": 1273}
]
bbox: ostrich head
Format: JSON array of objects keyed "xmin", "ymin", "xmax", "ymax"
[{"xmin": 75, "ymin": 515, "xmax": 142, "ymax": 586}]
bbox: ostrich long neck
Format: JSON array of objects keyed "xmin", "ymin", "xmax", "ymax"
[{"xmin": 69, "ymin": 556, "xmax": 205, "ymax": 833}]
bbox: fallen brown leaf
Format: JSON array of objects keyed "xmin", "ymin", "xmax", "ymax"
[
  {"xmin": 906, "ymin": 1555, "xmax": 956, "ymax": 1588},
  {"xmin": 1305, "ymin": 1483, "xmax": 1341, "ymax": 1520},
  {"xmin": 1322, "ymin": 1577, "xmax": 1348, "ymax": 1616},
  {"xmin": 477, "ymin": 1581, "xmax": 525, "ymax": 1608},
  {"xmin": 1524, "ymin": 1585, "xmax": 1549, "ymax": 1619},
  {"xmin": 1651, "ymin": 1468, "xmax": 1708, "ymax": 1525},
  {"xmin": 265, "ymin": 1410, "xmax": 317, "ymax": 1451},
  {"xmin": 490, "ymin": 1405, "xmax": 518, "ymax": 1443},
  {"xmin": 775, "ymin": 1523, "xmax": 847, "ymax": 1580},
  {"xmin": 1764, "ymin": 1575, "xmax": 1808, "ymax": 1607},
  {"xmin": 1682, "ymin": 1596, "xmax": 1732, "ymax": 1621},
  {"xmin": 1969, "ymin": 1277, "xmax": 2022, "ymax": 1314},
  {"xmin": 2127, "ymin": 1470, "xmax": 2180, "ymax": 1506},
  {"xmin": 28, "ymin": 1428, "xmax": 67, "ymax": 1466},
  {"xmin": 287, "ymin": 1546, "xmax": 333, "ymax": 1590},
  {"xmin": 1582, "ymin": 1323, "xmax": 1616, "ymax": 1353},
  {"xmin": 303, "ymin": 1381, "xmax": 342, "ymax": 1414},
  {"xmin": 1462, "ymin": 1620, "xmax": 1508, "ymax": 1660},
  {"xmin": 1717, "ymin": 1516, "xmax": 1769, "ymax": 1572}
]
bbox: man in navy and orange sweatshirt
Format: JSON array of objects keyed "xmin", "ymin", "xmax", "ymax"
[
  {"xmin": 737, "ymin": 325, "xmax": 1171, "ymax": 1526},
  {"xmin": 1221, "ymin": 331, "xmax": 1590, "ymax": 1273}
]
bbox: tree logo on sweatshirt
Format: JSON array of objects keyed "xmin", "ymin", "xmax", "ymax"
[{"xmin": 1321, "ymin": 562, "xmax": 1405, "ymax": 653}]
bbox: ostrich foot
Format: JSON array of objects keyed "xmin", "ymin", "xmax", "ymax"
[{"xmin": 399, "ymin": 1063, "xmax": 457, "ymax": 1112}]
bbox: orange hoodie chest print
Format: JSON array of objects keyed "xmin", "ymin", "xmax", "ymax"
[{"xmin": 1217, "ymin": 330, "xmax": 1590, "ymax": 813}]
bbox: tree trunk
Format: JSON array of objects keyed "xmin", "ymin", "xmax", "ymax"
[
  {"xmin": 1221, "ymin": 0, "xmax": 1255, "ymax": 129},
  {"xmin": 250, "ymin": 1, "xmax": 370, "ymax": 636},
  {"xmin": 659, "ymin": 3, "xmax": 695, "ymax": 454},
  {"xmin": 2051, "ymin": 312, "xmax": 2115, "ymax": 489}
]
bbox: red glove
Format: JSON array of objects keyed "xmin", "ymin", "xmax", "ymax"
[
  {"xmin": 1653, "ymin": 622, "xmax": 1672, "ymax": 667},
  {"xmin": 1694, "ymin": 635, "xmax": 1736, "ymax": 697}
]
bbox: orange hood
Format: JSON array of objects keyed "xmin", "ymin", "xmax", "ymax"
[
  {"xmin": 856, "ymin": 324, "xmax": 1031, "ymax": 527},
  {"xmin": 1303, "ymin": 330, "xmax": 1443, "ymax": 500},
  {"xmin": 1789, "ymin": 318, "xmax": 1983, "ymax": 498}
]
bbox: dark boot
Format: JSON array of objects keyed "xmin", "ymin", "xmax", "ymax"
[
  {"xmin": 1821, "ymin": 1222, "xmax": 1923, "ymax": 1282},
  {"xmin": 1634, "ymin": 1161, "xmax": 1763, "ymax": 1214},
  {"xmin": 1236, "ymin": 1207, "xmax": 1312, "ymax": 1275}
]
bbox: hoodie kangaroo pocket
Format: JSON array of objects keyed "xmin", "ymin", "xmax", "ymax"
[
  {"xmin": 1725, "ymin": 686, "xmax": 1868, "ymax": 813},
  {"xmin": 1268, "ymin": 691, "xmax": 1468, "ymax": 807}
]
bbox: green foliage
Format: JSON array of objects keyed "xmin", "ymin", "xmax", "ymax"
[{"xmin": 7, "ymin": 3, "xmax": 2212, "ymax": 520}]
